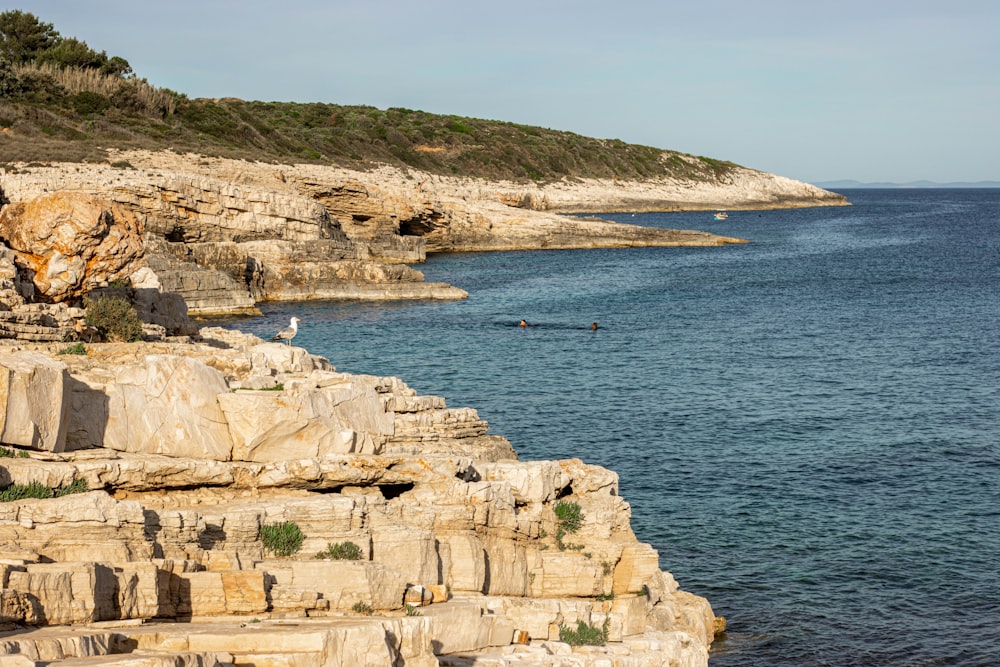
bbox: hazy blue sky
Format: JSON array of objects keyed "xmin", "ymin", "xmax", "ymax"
[{"xmin": 10, "ymin": 0, "xmax": 999, "ymax": 184}]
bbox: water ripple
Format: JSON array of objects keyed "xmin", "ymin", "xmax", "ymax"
[{"xmin": 218, "ymin": 189, "xmax": 1000, "ymax": 666}]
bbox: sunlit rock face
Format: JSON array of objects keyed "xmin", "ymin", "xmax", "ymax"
[
  {"xmin": 0, "ymin": 192, "xmax": 145, "ymax": 302},
  {"xmin": 0, "ymin": 329, "xmax": 720, "ymax": 666}
]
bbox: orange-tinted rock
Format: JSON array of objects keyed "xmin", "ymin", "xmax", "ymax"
[{"xmin": 0, "ymin": 192, "xmax": 145, "ymax": 302}]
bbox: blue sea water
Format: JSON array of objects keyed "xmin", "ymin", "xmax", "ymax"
[{"xmin": 217, "ymin": 189, "xmax": 1000, "ymax": 666}]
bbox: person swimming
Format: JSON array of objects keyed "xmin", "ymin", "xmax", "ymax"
[
  {"xmin": 591, "ymin": 322, "xmax": 598, "ymax": 331},
  {"xmin": 519, "ymin": 319, "xmax": 528, "ymax": 328}
]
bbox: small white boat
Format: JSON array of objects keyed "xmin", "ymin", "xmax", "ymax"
[{"xmin": 713, "ymin": 210, "xmax": 729, "ymax": 221}]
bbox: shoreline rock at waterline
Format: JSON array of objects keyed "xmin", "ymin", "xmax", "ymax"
[
  {"xmin": 0, "ymin": 329, "xmax": 720, "ymax": 666},
  {"xmin": 0, "ymin": 149, "xmax": 843, "ymax": 315}
]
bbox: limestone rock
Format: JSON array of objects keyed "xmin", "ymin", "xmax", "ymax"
[
  {"xmin": 0, "ymin": 302, "xmax": 85, "ymax": 343},
  {"xmin": 248, "ymin": 344, "xmax": 334, "ymax": 377},
  {"xmin": 648, "ymin": 589, "xmax": 720, "ymax": 648},
  {"xmin": 262, "ymin": 560, "xmax": 407, "ymax": 611},
  {"xmin": 173, "ymin": 571, "xmax": 268, "ymax": 617},
  {"xmin": 103, "ymin": 355, "xmax": 233, "ymax": 460},
  {"xmin": 219, "ymin": 373, "xmax": 392, "ymax": 462},
  {"xmin": 0, "ymin": 332, "xmax": 721, "ymax": 667},
  {"xmin": 0, "ymin": 491, "xmax": 150, "ymax": 563},
  {"xmin": 438, "ymin": 534, "xmax": 486, "ymax": 593},
  {"xmin": 0, "ymin": 244, "xmax": 28, "ymax": 308},
  {"xmin": 0, "ymin": 587, "xmax": 33, "ymax": 627},
  {"xmin": 473, "ymin": 460, "xmax": 569, "ymax": 504},
  {"xmin": 371, "ymin": 525, "xmax": 439, "ymax": 586},
  {"xmin": 219, "ymin": 389, "xmax": 351, "ymax": 462},
  {"xmin": 612, "ymin": 544, "xmax": 664, "ymax": 597},
  {"xmin": 142, "ymin": 238, "xmax": 260, "ymax": 316},
  {"xmin": 0, "ymin": 352, "xmax": 70, "ymax": 452},
  {"xmin": 0, "ymin": 192, "xmax": 144, "ymax": 302}
]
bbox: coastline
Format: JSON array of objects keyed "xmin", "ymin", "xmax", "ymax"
[
  {"xmin": 0, "ymin": 149, "xmax": 858, "ymax": 663},
  {"xmin": 0, "ymin": 330, "xmax": 723, "ymax": 666},
  {"xmin": 0, "ymin": 149, "xmax": 843, "ymax": 317}
]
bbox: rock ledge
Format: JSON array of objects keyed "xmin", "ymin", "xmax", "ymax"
[{"xmin": 0, "ymin": 330, "xmax": 720, "ymax": 666}]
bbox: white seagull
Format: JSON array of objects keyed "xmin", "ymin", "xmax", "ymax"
[{"xmin": 272, "ymin": 316, "xmax": 301, "ymax": 345}]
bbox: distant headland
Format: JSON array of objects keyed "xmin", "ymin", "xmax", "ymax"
[{"xmin": 816, "ymin": 179, "xmax": 1000, "ymax": 189}]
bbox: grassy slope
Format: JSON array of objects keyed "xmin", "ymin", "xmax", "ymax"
[{"xmin": 0, "ymin": 93, "xmax": 737, "ymax": 184}]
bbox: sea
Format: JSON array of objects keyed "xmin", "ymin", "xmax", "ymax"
[{"xmin": 215, "ymin": 189, "xmax": 1000, "ymax": 666}]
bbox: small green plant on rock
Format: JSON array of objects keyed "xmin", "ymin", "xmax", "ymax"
[
  {"xmin": 0, "ymin": 477, "xmax": 87, "ymax": 502},
  {"xmin": 0, "ymin": 446, "xmax": 30, "ymax": 458},
  {"xmin": 554, "ymin": 501, "xmax": 583, "ymax": 531},
  {"xmin": 405, "ymin": 604, "xmax": 422, "ymax": 616},
  {"xmin": 259, "ymin": 521, "xmax": 304, "ymax": 557},
  {"xmin": 352, "ymin": 601, "xmax": 374, "ymax": 616},
  {"xmin": 53, "ymin": 477, "xmax": 88, "ymax": 497},
  {"xmin": 558, "ymin": 617, "xmax": 609, "ymax": 646},
  {"xmin": 84, "ymin": 295, "xmax": 144, "ymax": 342},
  {"xmin": 554, "ymin": 500, "xmax": 584, "ymax": 551},
  {"xmin": 0, "ymin": 481, "xmax": 52, "ymax": 502},
  {"xmin": 57, "ymin": 342, "xmax": 87, "ymax": 355},
  {"xmin": 315, "ymin": 541, "xmax": 362, "ymax": 560}
]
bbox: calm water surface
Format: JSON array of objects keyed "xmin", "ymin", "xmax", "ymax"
[{"xmin": 218, "ymin": 190, "xmax": 1000, "ymax": 666}]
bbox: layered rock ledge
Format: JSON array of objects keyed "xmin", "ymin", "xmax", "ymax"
[
  {"xmin": 0, "ymin": 329, "xmax": 721, "ymax": 666},
  {"xmin": 0, "ymin": 149, "xmax": 844, "ymax": 315}
]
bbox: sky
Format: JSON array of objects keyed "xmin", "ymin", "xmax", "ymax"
[{"xmin": 7, "ymin": 0, "xmax": 999, "ymax": 184}]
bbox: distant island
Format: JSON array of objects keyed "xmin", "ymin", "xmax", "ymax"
[{"xmin": 816, "ymin": 179, "xmax": 1000, "ymax": 189}]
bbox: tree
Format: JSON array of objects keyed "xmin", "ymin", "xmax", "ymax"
[
  {"xmin": 0, "ymin": 56, "xmax": 19, "ymax": 97},
  {"xmin": 0, "ymin": 10, "xmax": 59, "ymax": 63},
  {"xmin": 0, "ymin": 11, "xmax": 132, "ymax": 78},
  {"xmin": 34, "ymin": 36, "xmax": 132, "ymax": 76},
  {"xmin": 102, "ymin": 55, "xmax": 132, "ymax": 78},
  {"xmin": 36, "ymin": 37, "xmax": 104, "ymax": 70}
]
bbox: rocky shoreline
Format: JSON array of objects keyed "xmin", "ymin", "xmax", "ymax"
[
  {"xmin": 0, "ymin": 328, "xmax": 722, "ymax": 666},
  {"xmin": 0, "ymin": 149, "xmax": 845, "ymax": 316},
  {"xmin": 0, "ymin": 151, "xmax": 850, "ymax": 664}
]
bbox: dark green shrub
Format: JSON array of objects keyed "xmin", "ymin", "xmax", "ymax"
[
  {"xmin": 0, "ymin": 56, "xmax": 19, "ymax": 96},
  {"xmin": 259, "ymin": 521, "xmax": 304, "ymax": 557},
  {"xmin": 315, "ymin": 541, "xmax": 362, "ymax": 560},
  {"xmin": 446, "ymin": 119, "xmax": 470, "ymax": 134},
  {"xmin": 73, "ymin": 90, "xmax": 109, "ymax": 114},
  {"xmin": 558, "ymin": 618, "xmax": 609, "ymax": 646},
  {"xmin": 84, "ymin": 295, "xmax": 143, "ymax": 342}
]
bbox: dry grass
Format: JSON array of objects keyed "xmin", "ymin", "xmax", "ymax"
[{"xmin": 12, "ymin": 62, "xmax": 178, "ymax": 117}]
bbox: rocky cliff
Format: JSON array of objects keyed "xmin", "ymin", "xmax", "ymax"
[
  {"xmin": 0, "ymin": 330, "xmax": 722, "ymax": 666},
  {"xmin": 0, "ymin": 149, "xmax": 842, "ymax": 315}
]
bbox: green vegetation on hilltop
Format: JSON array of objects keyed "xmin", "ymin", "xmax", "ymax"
[{"xmin": 0, "ymin": 10, "xmax": 737, "ymax": 183}]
